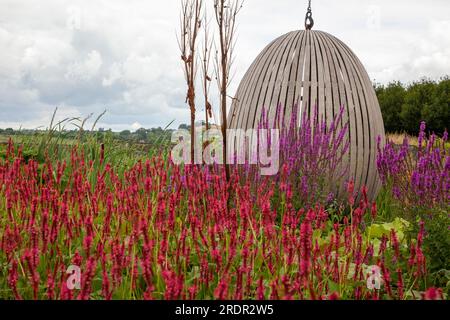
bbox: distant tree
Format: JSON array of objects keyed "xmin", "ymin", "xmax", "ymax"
[
  {"xmin": 422, "ymin": 77, "xmax": 450, "ymax": 134},
  {"xmin": 119, "ymin": 130, "xmax": 131, "ymax": 140},
  {"xmin": 135, "ymin": 128, "xmax": 148, "ymax": 141},
  {"xmin": 376, "ymin": 77, "xmax": 449, "ymax": 135},
  {"xmin": 4, "ymin": 128, "xmax": 14, "ymax": 135},
  {"xmin": 178, "ymin": 124, "xmax": 189, "ymax": 130},
  {"xmin": 400, "ymin": 80, "xmax": 435, "ymax": 135},
  {"xmin": 375, "ymin": 82, "xmax": 405, "ymax": 133}
]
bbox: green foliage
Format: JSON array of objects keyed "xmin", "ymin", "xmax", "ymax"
[
  {"xmin": 422, "ymin": 79, "xmax": 450, "ymax": 134},
  {"xmin": 0, "ymin": 108, "xmax": 174, "ymax": 170},
  {"xmin": 400, "ymin": 80, "xmax": 435, "ymax": 134},
  {"xmin": 375, "ymin": 184, "xmax": 403, "ymax": 222},
  {"xmin": 376, "ymin": 81, "xmax": 405, "ymax": 133},
  {"xmin": 366, "ymin": 217, "xmax": 410, "ymax": 242},
  {"xmin": 417, "ymin": 210, "xmax": 450, "ymax": 293},
  {"xmin": 375, "ymin": 77, "xmax": 450, "ymax": 134},
  {"xmin": 377, "ymin": 183, "xmax": 450, "ymax": 296}
]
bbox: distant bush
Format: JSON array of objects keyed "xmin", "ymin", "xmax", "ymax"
[{"xmin": 375, "ymin": 77, "xmax": 450, "ymax": 135}]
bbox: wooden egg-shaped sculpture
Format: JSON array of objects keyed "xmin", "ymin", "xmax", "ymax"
[{"xmin": 228, "ymin": 30, "xmax": 386, "ymax": 200}]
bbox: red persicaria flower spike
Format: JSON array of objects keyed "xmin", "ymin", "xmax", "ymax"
[
  {"xmin": 422, "ymin": 287, "xmax": 443, "ymax": 300},
  {"xmin": 328, "ymin": 292, "xmax": 339, "ymax": 300},
  {"xmin": 7, "ymin": 259, "xmax": 22, "ymax": 300},
  {"xmin": 390, "ymin": 230, "xmax": 400, "ymax": 260},
  {"xmin": 417, "ymin": 220, "xmax": 425, "ymax": 247},
  {"xmin": 397, "ymin": 268, "xmax": 404, "ymax": 300},
  {"xmin": 347, "ymin": 180, "xmax": 355, "ymax": 205},
  {"xmin": 370, "ymin": 202, "xmax": 377, "ymax": 220}
]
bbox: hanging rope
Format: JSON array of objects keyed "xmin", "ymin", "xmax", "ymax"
[{"xmin": 305, "ymin": 0, "xmax": 314, "ymax": 30}]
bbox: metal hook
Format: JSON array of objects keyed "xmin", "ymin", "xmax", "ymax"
[
  {"xmin": 305, "ymin": 0, "xmax": 314, "ymax": 30},
  {"xmin": 305, "ymin": 12, "xmax": 314, "ymax": 30}
]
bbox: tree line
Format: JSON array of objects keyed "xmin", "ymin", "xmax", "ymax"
[
  {"xmin": 0, "ymin": 127, "xmax": 173, "ymax": 146},
  {"xmin": 375, "ymin": 77, "xmax": 449, "ymax": 135},
  {"xmin": 2, "ymin": 76, "xmax": 447, "ymax": 140}
]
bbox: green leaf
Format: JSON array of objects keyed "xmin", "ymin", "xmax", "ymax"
[
  {"xmin": 366, "ymin": 217, "xmax": 410, "ymax": 241},
  {"xmin": 327, "ymin": 280, "xmax": 339, "ymax": 293},
  {"xmin": 366, "ymin": 223, "xmax": 388, "ymax": 239},
  {"xmin": 372, "ymin": 238, "xmax": 381, "ymax": 257}
]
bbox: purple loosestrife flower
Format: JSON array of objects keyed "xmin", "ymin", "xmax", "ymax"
[
  {"xmin": 244, "ymin": 103, "xmax": 350, "ymax": 205},
  {"xmin": 377, "ymin": 122, "xmax": 449, "ymax": 208}
]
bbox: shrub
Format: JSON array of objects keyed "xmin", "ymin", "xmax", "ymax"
[
  {"xmin": 375, "ymin": 77, "xmax": 450, "ymax": 135},
  {"xmin": 376, "ymin": 82, "xmax": 406, "ymax": 133},
  {"xmin": 416, "ymin": 211, "xmax": 450, "ymax": 294}
]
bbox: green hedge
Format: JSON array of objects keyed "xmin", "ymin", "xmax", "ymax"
[{"xmin": 375, "ymin": 77, "xmax": 450, "ymax": 135}]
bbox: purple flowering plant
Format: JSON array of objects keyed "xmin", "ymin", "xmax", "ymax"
[
  {"xmin": 243, "ymin": 104, "xmax": 350, "ymax": 207},
  {"xmin": 377, "ymin": 121, "xmax": 449, "ymax": 209}
]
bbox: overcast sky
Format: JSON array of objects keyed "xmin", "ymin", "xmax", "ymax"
[{"xmin": 0, "ymin": 0, "xmax": 449, "ymax": 131}]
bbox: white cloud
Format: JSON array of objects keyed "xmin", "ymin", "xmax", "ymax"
[
  {"xmin": 65, "ymin": 50, "xmax": 102, "ymax": 81},
  {"xmin": 131, "ymin": 122, "xmax": 142, "ymax": 131},
  {"xmin": 0, "ymin": 0, "xmax": 449, "ymax": 130},
  {"xmin": 370, "ymin": 19, "xmax": 450, "ymax": 83},
  {"xmin": 102, "ymin": 62, "xmax": 122, "ymax": 87}
]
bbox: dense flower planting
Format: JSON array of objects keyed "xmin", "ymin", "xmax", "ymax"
[
  {"xmin": 0, "ymin": 140, "xmax": 440, "ymax": 300},
  {"xmin": 376, "ymin": 122, "xmax": 449, "ymax": 289},
  {"xmin": 377, "ymin": 121, "xmax": 449, "ymax": 208},
  {"xmin": 256, "ymin": 105, "xmax": 349, "ymax": 205}
]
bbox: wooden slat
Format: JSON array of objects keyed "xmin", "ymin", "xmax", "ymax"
[
  {"xmin": 229, "ymin": 37, "xmax": 278, "ymax": 128},
  {"xmin": 284, "ymin": 31, "xmax": 306, "ymax": 128},
  {"xmin": 234, "ymin": 33, "xmax": 288, "ymax": 130},
  {"xmin": 314, "ymin": 32, "xmax": 343, "ymax": 193},
  {"xmin": 291, "ymin": 31, "xmax": 309, "ymax": 127},
  {"xmin": 265, "ymin": 31, "xmax": 302, "ymax": 129},
  {"xmin": 302, "ymin": 31, "xmax": 312, "ymax": 119},
  {"xmin": 310, "ymin": 31, "xmax": 320, "ymax": 120},
  {"xmin": 276, "ymin": 31, "xmax": 304, "ymax": 129},
  {"xmin": 325, "ymin": 32, "xmax": 366, "ymax": 193},
  {"xmin": 319, "ymin": 31, "xmax": 358, "ymax": 197},
  {"xmin": 246, "ymin": 32, "xmax": 296, "ymax": 130},
  {"xmin": 332, "ymin": 35, "xmax": 385, "ymax": 197},
  {"xmin": 333, "ymin": 36, "xmax": 376, "ymax": 195},
  {"xmin": 312, "ymin": 32, "xmax": 326, "ymax": 124}
]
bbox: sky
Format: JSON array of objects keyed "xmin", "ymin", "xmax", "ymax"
[{"xmin": 0, "ymin": 0, "xmax": 449, "ymax": 131}]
